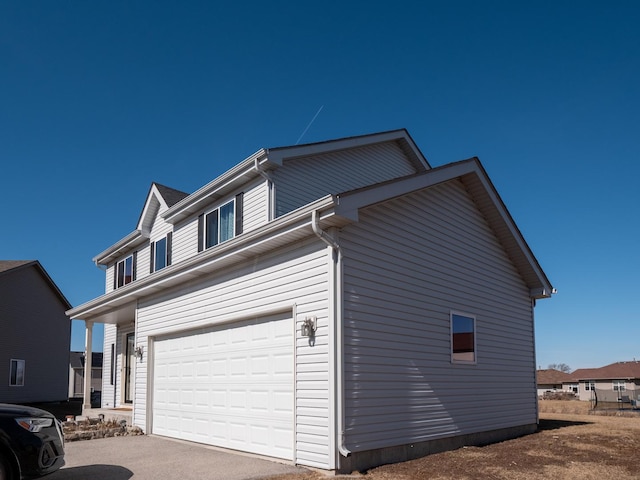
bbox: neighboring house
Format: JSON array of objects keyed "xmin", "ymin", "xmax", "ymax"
[
  {"xmin": 536, "ymin": 369, "xmax": 573, "ymax": 397},
  {"xmin": 566, "ymin": 361, "xmax": 640, "ymax": 402},
  {"xmin": 67, "ymin": 129, "xmax": 553, "ymax": 473},
  {"xmin": 68, "ymin": 352, "xmax": 103, "ymax": 400},
  {"xmin": 0, "ymin": 260, "xmax": 71, "ymax": 403}
]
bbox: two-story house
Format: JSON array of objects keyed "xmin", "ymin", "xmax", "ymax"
[{"xmin": 67, "ymin": 129, "xmax": 553, "ymax": 473}]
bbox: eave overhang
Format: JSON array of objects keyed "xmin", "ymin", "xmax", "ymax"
[
  {"xmin": 335, "ymin": 158, "xmax": 554, "ymax": 300},
  {"xmin": 266, "ymin": 128, "xmax": 431, "ymax": 172},
  {"xmin": 162, "ymin": 149, "xmax": 269, "ymax": 225},
  {"xmin": 68, "ymin": 195, "xmax": 344, "ymax": 324},
  {"xmin": 161, "ymin": 129, "xmax": 430, "ymax": 226},
  {"xmin": 93, "ymin": 230, "xmax": 149, "ymax": 267}
]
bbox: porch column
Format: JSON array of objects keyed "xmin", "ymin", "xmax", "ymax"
[{"xmin": 83, "ymin": 320, "xmax": 93, "ymax": 411}]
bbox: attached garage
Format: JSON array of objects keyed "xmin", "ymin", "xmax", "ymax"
[{"xmin": 151, "ymin": 312, "xmax": 294, "ymax": 460}]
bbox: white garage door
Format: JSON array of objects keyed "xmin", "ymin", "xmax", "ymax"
[{"xmin": 152, "ymin": 312, "xmax": 294, "ymax": 460}]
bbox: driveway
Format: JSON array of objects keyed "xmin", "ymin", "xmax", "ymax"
[{"xmin": 47, "ymin": 435, "xmax": 308, "ymax": 480}]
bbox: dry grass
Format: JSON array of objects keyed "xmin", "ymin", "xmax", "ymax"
[{"xmin": 266, "ymin": 401, "xmax": 640, "ymax": 479}]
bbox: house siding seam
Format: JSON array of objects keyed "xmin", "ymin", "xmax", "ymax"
[
  {"xmin": 133, "ymin": 238, "xmax": 332, "ymax": 469},
  {"xmin": 339, "ymin": 180, "xmax": 536, "ymax": 452},
  {"xmin": 273, "ymin": 142, "xmax": 417, "ymax": 218}
]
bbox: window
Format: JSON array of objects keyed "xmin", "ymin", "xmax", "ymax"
[
  {"xmin": 9, "ymin": 359, "xmax": 25, "ymax": 386},
  {"xmin": 451, "ymin": 312, "xmax": 476, "ymax": 363},
  {"xmin": 613, "ymin": 380, "xmax": 626, "ymax": 392},
  {"xmin": 198, "ymin": 193, "xmax": 244, "ymax": 252},
  {"xmin": 206, "ymin": 200, "xmax": 234, "ymax": 248},
  {"xmin": 150, "ymin": 233, "xmax": 172, "ymax": 273},
  {"xmin": 116, "ymin": 254, "xmax": 135, "ymax": 288},
  {"xmin": 584, "ymin": 380, "xmax": 595, "ymax": 391}
]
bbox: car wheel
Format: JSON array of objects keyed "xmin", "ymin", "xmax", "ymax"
[{"xmin": 0, "ymin": 453, "xmax": 15, "ymax": 480}]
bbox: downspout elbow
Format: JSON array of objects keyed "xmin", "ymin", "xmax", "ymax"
[{"xmin": 311, "ymin": 210, "xmax": 339, "ymax": 250}]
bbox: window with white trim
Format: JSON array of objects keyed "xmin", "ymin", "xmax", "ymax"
[
  {"xmin": 584, "ymin": 380, "xmax": 595, "ymax": 391},
  {"xmin": 451, "ymin": 312, "xmax": 476, "ymax": 363},
  {"xmin": 198, "ymin": 193, "xmax": 244, "ymax": 252},
  {"xmin": 613, "ymin": 380, "xmax": 626, "ymax": 392},
  {"xmin": 116, "ymin": 254, "xmax": 135, "ymax": 288},
  {"xmin": 151, "ymin": 233, "xmax": 172, "ymax": 273},
  {"xmin": 9, "ymin": 359, "xmax": 25, "ymax": 386}
]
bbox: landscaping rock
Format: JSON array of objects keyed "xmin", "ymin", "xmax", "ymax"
[{"xmin": 62, "ymin": 418, "xmax": 143, "ymax": 442}]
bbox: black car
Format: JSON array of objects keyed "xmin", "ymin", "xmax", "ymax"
[{"xmin": 0, "ymin": 404, "xmax": 65, "ymax": 479}]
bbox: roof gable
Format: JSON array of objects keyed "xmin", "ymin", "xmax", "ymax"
[
  {"xmin": 265, "ymin": 129, "xmax": 430, "ymax": 171},
  {"xmin": 94, "ymin": 183, "xmax": 188, "ymax": 266},
  {"xmin": 0, "ymin": 260, "xmax": 72, "ymax": 309},
  {"xmin": 137, "ymin": 182, "xmax": 189, "ymax": 233},
  {"xmin": 334, "ymin": 158, "xmax": 554, "ymax": 299},
  {"xmin": 162, "ymin": 129, "xmax": 430, "ymax": 224}
]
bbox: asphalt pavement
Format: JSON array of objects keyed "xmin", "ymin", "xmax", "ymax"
[{"xmin": 46, "ymin": 435, "xmax": 308, "ymax": 480}]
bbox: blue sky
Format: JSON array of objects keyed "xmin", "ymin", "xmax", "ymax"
[{"xmin": 1, "ymin": 1, "xmax": 638, "ymax": 371}]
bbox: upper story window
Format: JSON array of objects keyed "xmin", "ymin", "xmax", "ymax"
[
  {"xmin": 116, "ymin": 253, "xmax": 136, "ymax": 288},
  {"xmin": 451, "ymin": 312, "xmax": 476, "ymax": 364},
  {"xmin": 198, "ymin": 193, "xmax": 244, "ymax": 252},
  {"xmin": 151, "ymin": 233, "xmax": 172, "ymax": 273}
]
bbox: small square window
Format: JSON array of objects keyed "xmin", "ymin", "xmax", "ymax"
[
  {"xmin": 10, "ymin": 359, "xmax": 25, "ymax": 386},
  {"xmin": 451, "ymin": 312, "xmax": 476, "ymax": 363}
]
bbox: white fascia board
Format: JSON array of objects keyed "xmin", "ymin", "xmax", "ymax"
[
  {"xmin": 162, "ymin": 149, "xmax": 268, "ymax": 224},
  {"xmin": 92, "ymin": 230, "xmax": 149, "ymax": 266},
  {"xmin": 69, "ymin": 195, "xmax": 337, "ymax": 322},
  {"xmin": 136, "ymin": 184, "xmax": 169, "ymax": 233},
  {"xmin": 266, "ymin": 129, "xmax": 430, "ymax": 169}
]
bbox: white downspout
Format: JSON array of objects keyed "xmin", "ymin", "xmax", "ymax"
[
  {"xmin": 255, "ymin": 157, "xmax": 274, "ymax": 221},
  {"xmin": 311, "ymin": 210, "xmax": 351, "ymax": 463}
]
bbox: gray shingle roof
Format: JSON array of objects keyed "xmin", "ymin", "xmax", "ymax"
[
  {"xmin": 154, "ymin": 183, "xmax": 189, "ymax": 207},
  {"xmin": 0, "ymin": 260, "xmax": 34, "ymax": 274}
]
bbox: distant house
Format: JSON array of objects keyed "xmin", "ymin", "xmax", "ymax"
[
  {"xmin": 68, "ymin": 130, "xmax": 553, "ymax": 473},
  {"xmin": 0, "ymin": 260, "xmax": 71, "ymax": 403},
  {"xmin": 536, "ymin": 369, "xmax": 573, "ymax": 397},
  {"xmin": 69, "ymin": 352, "xmax": 103, "ymax": 400},
  {"xmin": 567, "ymin": 361, "xmax": 640, "ymax": 402}
]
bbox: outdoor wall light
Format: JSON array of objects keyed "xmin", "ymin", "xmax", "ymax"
[
  {"xmin": 134, "ymin": 346, "xmax": 144, "ymax": 360},
  {"xmin": 301, "ymin": 316, "xmax": 317, "ymax": 337}
]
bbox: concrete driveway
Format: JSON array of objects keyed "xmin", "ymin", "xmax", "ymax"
[{"xmin": 46, "ymin": 435, "xmax": 308, "ymax": 480}]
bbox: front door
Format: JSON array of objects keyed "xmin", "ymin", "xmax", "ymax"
[{"xmin": 124, "ymin": 333, "xmax": 135, "ymax": 404}]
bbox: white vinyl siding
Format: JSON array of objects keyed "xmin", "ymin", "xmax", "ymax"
[
  {"xmin": 273, "ymin": 142, "xmax": 417, "ymax": 217},
  {"xmin": 135, "ymin": 239, "xmax": 331, "ymax": 469},
  {"xmin": 339, "ymin": 179, "xmax": 535, "ymax": 452},
  {"xmin": 105, "ymin": 266, "xmax": 115, "ymax": 293},
  {"xmin": 170, "ymin": 180, "xmax": 267, "ymax": 265},
  {"xmin": 243, "ymin": 179, "xmax": 269, "ymax": 231},
  {"xmin": 171, "ymin": 218, "xmax": 198, "ymax": 265}
]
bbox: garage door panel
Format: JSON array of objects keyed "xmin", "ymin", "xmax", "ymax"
[{"xmin": 153, "ymin": 314, "xmax": 294, "ymax": 460}]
